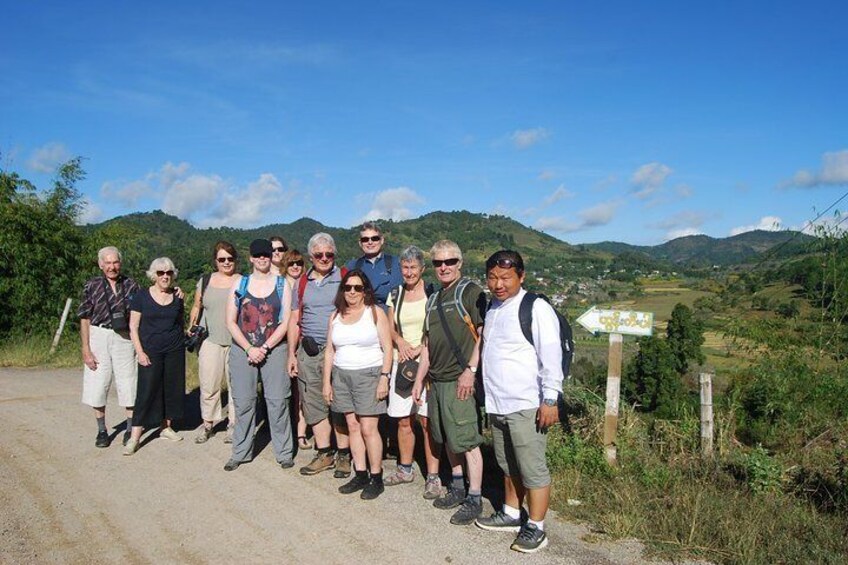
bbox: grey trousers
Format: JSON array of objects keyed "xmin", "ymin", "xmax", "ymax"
[{"xmin": 228, "ymin": 345, "xmax": 293, "ymax": 464}]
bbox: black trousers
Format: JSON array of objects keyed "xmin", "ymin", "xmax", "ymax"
[{"xmin": 133, "ymin": 348, "xmax": 186, "ymax": 428}]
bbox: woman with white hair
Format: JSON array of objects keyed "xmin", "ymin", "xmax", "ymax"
[{"xmin": 124, "ymin": 257, "xmax": 186, "ymax": 455}]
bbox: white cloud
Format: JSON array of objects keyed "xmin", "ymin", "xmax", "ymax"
[
  {"xmin": 202, "ymin": 173, "xmax": 290, "ymax": 228},
  {"xmin": 630, "ymin": 162, "xmax": 672, "ymax": 199},
  {"xmin": 675, "ymin": 183, "xmax": 694, "ymax": 198},
  {"xmin": 536, "ymin": 216, "xmax": 579, "ymax": 233},
  {"xmin": 729, "ymin": 216, "xmax": 783, "ymax": 236},
  {"xmin": 359, "ymin": 187, "xmax": 425, "ymax": 222},
  {"xmin": 536, "ymin": 200, "xmax": 622, "ymax": 233},
  {"xmin": 511, "ymin": 127, "xmax": 550, "ymax": 149},
  {"xmin": 543, "ymin": 185, "xmax": 575, "ymax": 206},
  {"xmin": 650, "ymin": 210, "xmax": 707, "ymax": 231},
  {"xmin": 76, "ymin": 197, "xmax": 103, "ymax": 225},
  {"xmin": 783, "ymin": 149, "xmax": 848, "ymax": 188},
  {"xmin": 27, "ymin": 142, "xmax": 71, "ymax": 173},
  {"xmin": 101, "ymin": 179, "xmax": 153, "ymax": 207},
  {"xmin": 163, "ymin": 173, "xmax": 228, "ymax": 219}
]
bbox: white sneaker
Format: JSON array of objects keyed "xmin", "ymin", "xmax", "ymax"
[
  {"xmin": 160, "ymin": 427, "xmax": 183, "ymax": 442},
  {"xmin": 123, "ymin": 438, "xmax": 139, "ymax": 456}
]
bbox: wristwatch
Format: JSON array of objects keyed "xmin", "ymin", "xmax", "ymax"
[
  {"xmin": 380, "ymin": 372, "xmax": 391, "ymax": 378},
  {"xmin": 543, "ymin": 398, "xmax": 557, "ymax": 407},
  {"xmin": 467, "ymin": 365, "xmax": 477, "ymax": 373}
]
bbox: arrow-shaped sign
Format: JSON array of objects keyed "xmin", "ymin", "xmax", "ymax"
[{"xmin": 577, "ymin": 306, "xmax": 654, "ymax": 337}]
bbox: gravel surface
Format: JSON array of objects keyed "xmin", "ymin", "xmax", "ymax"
[{"xmin": 0, "ymin": 367, "xmax": 668, "ymax": 564}]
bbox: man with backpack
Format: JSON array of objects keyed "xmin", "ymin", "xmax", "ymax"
[
  {"xmin": 475, "ymin": 250, "xmax": 568, "ymax": 553},
  {"xmin": 346, "ymin": 221, "xmax": 402, "ymax": 307},
  {"xmin": 412, "ymin": 240, "xmax": 487, "ymax": 526}
]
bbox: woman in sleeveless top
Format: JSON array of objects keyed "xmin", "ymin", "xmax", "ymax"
[
  {"xmin": 188, "ymin": 241, "xmax": 242, "ymax": 444},
  {"xmin": 222, "ymin": 239, "xmax": 293, "ymax": 472},
  {"xmin": 322, "ymin": 270, "xmax": 393, "ymax": 499}
]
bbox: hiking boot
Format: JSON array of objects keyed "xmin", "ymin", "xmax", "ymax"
[
  {"xmin": 423, "ymin": 477, "xmax": 443, "ymax": 500},
  {"xmin": 195, "ymin": 426, "xmax": 214, "ymax": 444},
  {"xmin": 299, "ymin": 451, "xmax": 336, "ymax": 476},
  {"xmin": 338, "ymin": 473, "xmax": 370, "ymax": 494},
  {"xmin": 223, "ymin": 459, "xmax": 241, "ymax": 472},
  {"xmin": 475, "ymin": 510, "xmax": 523, "ymax": 532},
  {"xmin": 511, "ymin": 523, "xmax": 548, "ymax": 553},
  {"xmin": 383, "ymin": 467, "xmax": 415, "ymax": 486},
  {"xmin": 450, "ymin": 496, "xmax": 483, "ymax": 526},
  {"xmin": 333, "ymin": 451, "xmax": 352, "ymax": 478},
  {"xmin": 95, "ymin": 430, "xmax": 110, "ymax": 448},
  {"xmin": 361, "ymin": 477, "xmax": 385, "ymax": 500},
  {"xmin": 433, "ymin": 485, "xmax": 465, "ymax": 509}
]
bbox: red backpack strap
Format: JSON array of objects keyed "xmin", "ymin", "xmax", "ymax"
[{"xmin": 298, "ymin": 273, "xmax": 309, "ymax": 307}]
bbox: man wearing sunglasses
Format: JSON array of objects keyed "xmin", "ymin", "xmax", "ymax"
[
  {"xmin": 412, "ymin": 239, "xmax": 487, "ymax": 526},
  {"xmin": 288, "ymin": 232, "xmax": 351, "ymax": 477},
  {"xmin": 346, "ymin": 221, "xmax": 402, "ymax": 307},
  {"xmin": 475, "ymin": 250, "xmax": 563, "ymax": 553}
]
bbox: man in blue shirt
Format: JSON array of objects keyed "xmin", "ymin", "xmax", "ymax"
[{"xmin": 346, "ymin": 221, "xmax": 402, "ymax": 306}]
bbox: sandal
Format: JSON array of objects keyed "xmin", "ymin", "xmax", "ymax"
[{"xmin": 298, "ymin": 435, "xmax": 313, "ymax": 450}]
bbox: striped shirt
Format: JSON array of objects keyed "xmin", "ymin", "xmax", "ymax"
[{"xmin": 78, "ymin": 275, "xmax": 140, "ymax": 328}]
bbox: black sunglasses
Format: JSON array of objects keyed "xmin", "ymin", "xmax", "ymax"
[
  {"xmin": 273, "ymin": 246, "xmax": 287, "ymax": 253},
  {"xmin": 252, "ymin": 253, "xmax": 271, "ymax": 259},
  {"xmin": 216, "ymin": 256, "xmax": 234, "ymax": 263},
  {"xmin": 359, "ymin": 235, "xmax": 381, "ymax": 243},
  {"xmin": 343, "ymin": 284, "xmax": 365, "ymax": 292},
  {"xmin": 156, "ymin": 270, "xmax": 175, "ymax": 277},
  {"xmin": 432, "ymin": 258, "xmax": 460, "ymax": 268},
  {"xmin": 492, "ymin": 258, "xmax": 518, "ymax": 269},
  {"xmin": 313, "ymin": 252, "xmax": 335, "ymax": 260},
  {"xmin": 289, "ymin": 260, "xmax": 305, "ymax": 267}
]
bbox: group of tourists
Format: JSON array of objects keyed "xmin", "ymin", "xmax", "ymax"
[{"xmin": 78, "ymin": 221, "xmax": 569, "ymax": 553}]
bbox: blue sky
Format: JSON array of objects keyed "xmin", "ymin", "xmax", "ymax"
[{"xmin": 2, "ymin": 1, "xmax": 846, "ymax": 244}]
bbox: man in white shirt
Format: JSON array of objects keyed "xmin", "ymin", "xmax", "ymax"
[{"xmin": 476, "ymin": 250, "xmax": 563, "ymax": 554}]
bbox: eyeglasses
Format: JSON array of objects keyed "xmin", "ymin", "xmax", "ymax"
[
  {"xmin": 313, "ymin": 252, "xmax": 335, "ymax": 260},
  {"xmin": 343, "ymin": 284, "xmax": 364, "ymax": 292},
  {"xmin": 252, "ymin": 253, "xmax": 271, "ymax": 259},
  {"xmin": 432, "ymin": 258, "xmax": 460, "ymax": 268},
  {"xmin": 216, "ymin": 256, "xmax": 234, "ymax": 264},
  {"xmin": 359, "ymin": 235, "xmax": 381, "ymax": 243},
  {"xmin": 272, "ymin": 246, "xmax": 287, "ymax": 253},
  {"xmin": 289, "ymin": 260, "xmax": 304, "ymax": 267},
  {"xmin": 156, "ymin": 270, "xmax": 174, "ymax": 277},
  {"xmin": 492, "ymin": 258, "xmax": 518, "ymax": 269}
]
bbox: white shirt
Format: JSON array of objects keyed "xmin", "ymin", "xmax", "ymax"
[
  {"xmin": 331, "ymin": 308, "xmax": 383, "ymax": 370},
  {"xmin": 481, "ymin": 288, "xmax": 563, "ymax": 415}
]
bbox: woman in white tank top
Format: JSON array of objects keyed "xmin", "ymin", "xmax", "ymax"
[{"xmin": 323, "ymin": 270, "xmax": 393, "ymax": 500}]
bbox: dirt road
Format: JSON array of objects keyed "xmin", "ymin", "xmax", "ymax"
[{"xmin": 0, "ymin": 367, "xmax": 655, "ymax": 564}]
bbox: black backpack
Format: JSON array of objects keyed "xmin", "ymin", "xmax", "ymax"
[{"xmin": 518, "ymin": 292, "xmax": 574, "ymax": 377}]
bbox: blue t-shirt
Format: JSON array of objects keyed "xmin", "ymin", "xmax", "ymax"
[
  {"xmin": 292, "ymin": 266, "xmax": 344, "ymax": 345},
  {"xmin": 346, "ymin": 253, "xmax": 402, "ymax": 305}
]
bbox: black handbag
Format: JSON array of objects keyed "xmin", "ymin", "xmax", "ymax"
[{"xmin": 393, "ymin": 285, "xmax": 418, "ymax": 398}]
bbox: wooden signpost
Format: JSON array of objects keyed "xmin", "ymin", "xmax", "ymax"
[{"xmin": 577, "ymin": 306, "xmax": 654, "ymax": 465}]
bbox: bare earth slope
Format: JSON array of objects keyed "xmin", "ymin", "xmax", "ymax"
[{"xmin": 0, "ymin": 367, "xmax": 662, "ymax": 565}]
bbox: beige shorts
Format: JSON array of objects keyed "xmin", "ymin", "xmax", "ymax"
[
  {"xmin": 490, "ymin": 409, "xmax": 551, "ymax": 489},
  {"xmin": 81, "ymin": 324, "xmax": 137, "ymax": 408}
]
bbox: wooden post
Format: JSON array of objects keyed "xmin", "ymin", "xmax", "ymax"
[
  {"xmin": 699, "ymin": 372, "xmax": 714, "ymax": 457},
  {"xmin": 604, "ymin": 332, "xmax": 623, "ymax": 466},
  {"xmin": 50, "ymin": 298, "xmax": 73, "ymax": 354}
]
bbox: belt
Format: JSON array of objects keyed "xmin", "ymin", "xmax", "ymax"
[{"xmin": 92, "ymin": 323, "xmax": 113, "ymax": 329}]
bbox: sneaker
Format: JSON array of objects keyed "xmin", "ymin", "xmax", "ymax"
[
  {"xmin": 224, "ymin": 427, "xmax": 233, "ymax": 444},
  {"xmin": 361, "ymin": 477, "xmax": 385, "ymax": 500},
  {"xmin": 475, "ymin": 510, "xmax": 523, "ymax": 532},
  {"xmin": 333, "ymin": 451, "xmax": 352, "ymax": 478},
  {"xmin": 122, "ymin": 438, "xmax": 139, "ymax": 456},
  {"xmin": 384, "ymin": 467, "xmax": 415, "ymax": 486},
  {"xmin": 160, "ymin": 427, "xmax": 182, "ymax": 442},
  {"xmin": 299, "ymin": 451, "xmax": 336, "ymax": 476},
  {"xmin": 423, "ymin": 477, "xmax": 443, "ymax": 500},
  {"xmin": 122, "ymin": 431, "xmax": 131, "ymax": 447},
  {"xmin": 511, "ymin": 523, "xmax": 548, "ymax": 553},
  {"xmin": 195, "ymin": 426, "xmax": 214, "ymax": 444},
  {"xmin": 338, "ymin": 473, "xmax": 370, "ymax": 494},
  {"xmin": 433, "ymin": 485, "xmax": 465, "ymax": 510},
  {"xmin": 95, "ymin": 430, "xmax": 110, "ymax": 448},
  {"xmin": 450, "ymin": 496, "xmax": 483, "ymax": 525},
  {"xmin": 223, "ymin": 459, "xmax": 241, "ymax": 472},
  {"xmin": 279, "ymin": 460, "xmax": 295, "ymax": 469}
]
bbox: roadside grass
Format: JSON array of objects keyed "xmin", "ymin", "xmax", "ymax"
[{"xmin": 548, "ymin": 390, "xmax": 848, "ymax": 564}]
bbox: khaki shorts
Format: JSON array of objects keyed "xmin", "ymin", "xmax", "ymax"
[
  {"xmin": 81, "ymin": 324, "xmax": 137, "ymax": 408},
  {"xmin": 297, "ymin": 348, "xmax": 330, "ymax": 426},
  {"xmin": 490, "ymin": 409, "xmax": 551, "ymax": 489},
  {"xmin": 331, "ymin": 366, "xmax": 387, "ymax": 416},
  {"xmin": 428, "ymin": 379, "xmax": 482, "ymax": 454}
]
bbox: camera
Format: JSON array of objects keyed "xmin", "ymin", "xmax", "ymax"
[{"xmin": 185, "ymin": 325, "xmax": 209, "ymax": 353}]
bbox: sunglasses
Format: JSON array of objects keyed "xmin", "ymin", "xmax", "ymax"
[
  {"xmin": 252, "ymin": 253, "xmax": 271, "ymax": 259},
  {"xmin": 216, "ymin": 256, "xmax": 234, "ymax": 264},
  {"xmin": 289, "ymin": 260, "xmax": 304, "ymax": 267},
  {"xmin": 273, "ymin": 246, "xmax": 287, "ymax": 253},
  {"xmin": 359, "ymin": 235, "xmax": 381, "ymax": 243},
  {"xmin": 313, "ymin": 252, "xmax": 335, "ymax": 260},
  {"xmin": 343, "ymin": 284, "xmax": 365, "ymax": 292},
  {"xmin": 432, "ymin": 258, "xmax": 460, "ymax": 268},
  {"xmin": 156, "ymin": 270, "xmax": 174, "ymax": 277},
  {"xmin": 492, "ymin": 258, "xmax": 518, "ymax": 269}
]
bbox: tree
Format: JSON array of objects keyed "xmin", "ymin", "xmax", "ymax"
[
  {"xmin": 666, "ymin": 303, "xmax": 705, "ymax": 376},
  {"xmin": 623, "ymin": 335, "xmax": 682, "ymax": 418}
]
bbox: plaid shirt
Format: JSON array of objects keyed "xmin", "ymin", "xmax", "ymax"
[{"xmin": 77, "ymin": 275, "xmax": 140, "ymax": 328}]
